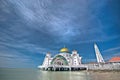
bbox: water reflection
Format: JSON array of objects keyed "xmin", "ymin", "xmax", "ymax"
[
  {"xmin": 0, "ymin": 69, "xmax": 120, "ymax": 80},
  {"xmin": 37, "ymin": 71, "xmax": 91, "ymax": 80},
  {"xmin": 37, "ymin": 70, "xmax": 120, "ymax": 80}
]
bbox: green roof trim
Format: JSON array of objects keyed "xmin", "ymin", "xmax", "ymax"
[{"xmin": 51, "ymin": 55, "xmax": 68, "ymax": 65}]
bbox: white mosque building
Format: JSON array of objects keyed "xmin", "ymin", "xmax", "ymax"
[
  {"xmin": 39, "ymin": 47, "xmax": 83, "ymax": 71},
  {"xmin": 38, "ymin": 43, "xmax": 120, "ymax": 71}
]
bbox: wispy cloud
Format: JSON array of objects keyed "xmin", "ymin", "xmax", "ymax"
[
  {"xmin": 102, "ymin": 46, "xmax": 120, "ymax": 61},
  {"xmin": 0, "ymin": 47, "xmax": 35, "ymax": 68},
  {"xmin": 1, "ymin": 0, "xmax": 117, "ymax": 43},
  {"xmin": 103, "ymin": 46, "xmax": 120, "ymax": 53}
]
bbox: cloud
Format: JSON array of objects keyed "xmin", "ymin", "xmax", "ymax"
[
  {"xmin": 2, "ymin": 0, "xmax": 117, "ymax": 43},
  {"xmin": 0, "ymin": 40, "xmax": 57, "ymax": 55},
  {"xmin": 102, "ymin": 46, "xmax": 120, "ymax": 61},
  {"xmin": 0, "ymin": 47, "xmax": 35, "ymax": 68},
  {"xmin": 103, "ymin": 46, "xmax": 120, "ymax": 53}
]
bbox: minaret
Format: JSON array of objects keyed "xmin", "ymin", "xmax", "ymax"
[
  {"xmin": 94, "ymin": 43, "xmax": 105, "ymax": 63},
  {"xmin": 71, "ymin": 50, "xmax": 82, "ymax": 66},
  {"xmin": 42, "ymin": 52, "xmax": 51, "ymax": 67}
]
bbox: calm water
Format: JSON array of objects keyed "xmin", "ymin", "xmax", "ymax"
[{"xmin": 0, "ymin": 68, "xmax": 120, "ymax": 80}]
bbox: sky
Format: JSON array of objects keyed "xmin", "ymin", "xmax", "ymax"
[{"xmin": 0, "ymin": 0, "xmax": 120, "ymax": 68}]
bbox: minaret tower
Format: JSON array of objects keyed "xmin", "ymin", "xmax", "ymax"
[
  {"xmin": 42, "ymin": 52, "xmax": 51, "ymax": 67},
  {"xmin": 94, "ymin": 43, "xmax": 105, "ymax": 63},
  {"xmin": 71, "ymin": 50, "xmax": 82, "ymax": 66}
]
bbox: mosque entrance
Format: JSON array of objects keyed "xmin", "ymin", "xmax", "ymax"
[{"xmin": 51, "ymin": 55, "xmax": 68, "ymax": 66}]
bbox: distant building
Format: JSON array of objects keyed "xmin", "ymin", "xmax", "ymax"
[{"xmin": 109, "ymin": 57, "xmax": 120, "ymax": 62}]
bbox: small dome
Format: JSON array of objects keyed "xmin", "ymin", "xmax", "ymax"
[{"xmin": 60, "ymin": 47, "xmax": 69, "ymax": 53}]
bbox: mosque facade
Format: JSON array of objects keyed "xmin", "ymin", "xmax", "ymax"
[{"xmin": 42, "ymin": 47, "xmax": 82, "ymax": 67}]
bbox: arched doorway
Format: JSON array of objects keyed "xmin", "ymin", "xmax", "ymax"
[{"xmin": 51, "ymin": 55, "xmax": 68, "ymax": 65}]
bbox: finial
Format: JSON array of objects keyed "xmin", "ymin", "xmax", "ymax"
[
  {"xmin": 64, "ymin": 45, "xmax": 66, "ymax": 48},
  {"xmin": 47, "ymin": 52, "xmax": 50, "ymax": 54},
  {"xmin": 94, "ymin": 42, "xmax": 97, "ymax": 45}
]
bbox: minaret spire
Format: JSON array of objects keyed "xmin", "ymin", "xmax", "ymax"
[
  {"xmin": 64, "ymin": 45, "xmax": 66, "ymax": 48},
  {"xmin": 94, "ymin": 43, "xmax": 105, "ymax": 63}
]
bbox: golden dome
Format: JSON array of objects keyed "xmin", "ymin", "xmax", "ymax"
[{"xmin": 60, "ymin": 47, "xmax": 69, "ymax": 53}]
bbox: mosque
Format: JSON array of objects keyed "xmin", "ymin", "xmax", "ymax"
[
  {"xmin": 38, "ymin": 46, "xmax": 85, "ymax": 71},
  {"xmin": 38, "ymin": 43, "xmax": 120, "ymax": 71}
]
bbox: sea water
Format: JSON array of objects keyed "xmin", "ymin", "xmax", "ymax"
[{"xmin": 0, "ymin": 68, "xmax": 120, "ymax": 80}]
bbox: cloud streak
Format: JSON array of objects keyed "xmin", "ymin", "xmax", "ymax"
[
  {"xmin": 2, "ymin": 0, "xmax": 118, "ymax": 42},
  {"xmin": 103, "ymin": 47, "xmax": 120, "ymax": 53}
]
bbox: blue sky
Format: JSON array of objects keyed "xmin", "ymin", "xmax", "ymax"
[{"xmin": 0, "ymin": 0, "xmax": 120, "ymax": 68}]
